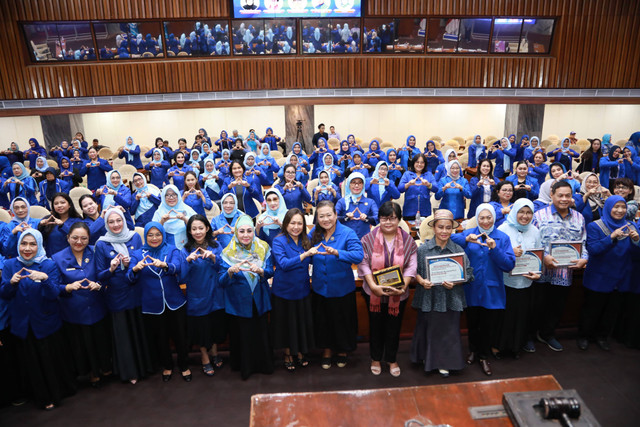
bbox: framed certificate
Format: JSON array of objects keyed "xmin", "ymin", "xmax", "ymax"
[
  {"xmin": 425, "ymin": 253, "xmax": 466, "ymax": 285},
  {"xmin": 510, "ymin": 248, "xmax": 544, "ymax": 276},
  {"xmin": 550, "ymin": 241, "xmax": 582, "ymax": 267},
  {"xmin": 373, "ymin": 265, "xmax": 404, "ymax": 288}
]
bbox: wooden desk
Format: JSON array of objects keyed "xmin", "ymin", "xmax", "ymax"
[{"xmin": 250, "ymin": 375, "xmax": 561, "ymax": 427}]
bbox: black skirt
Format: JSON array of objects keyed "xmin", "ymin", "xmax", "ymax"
[
  {"xmin": 228, "ymin": 302, "xmax": 274, "ymax": 380},
  {"xmin": 64, "ymin": 316, "xmax": 113, "ymax": 378},
  {"xmin": 313, "ymin": 291, "xmax": 357, "ymax": 353},
  {"xmin": 615, "ymin": 292, "xmax": 640, "ymax": 349},
  {"xmin": 111, "ymin": 308, "xmax": 154, "ymax": 382},
  {"xmin": 498, "ymin": 286, "xmax": 533, "ymax": 354},
  {"xmin": 411, "ymin": 310, "xmax": 464, "ymax": 372},
  {"xmin": 271, "ymin": 294, "xmax": 315, "ymax": 355},
  {"xmin": 18, "ymin": 328, "xmax": 77, "ymax": 408},
  {"xmin": 188, "ymin": 309, "xmax": 228, "ymax": 349}
]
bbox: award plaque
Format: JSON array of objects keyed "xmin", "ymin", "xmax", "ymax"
[
  {"xmin": 550, "ymin": 241, "xmax": 582, "ymax": 267},
  {"xmin": 510, "ymin": 248, "xmax": 544, "ymax": 276},
  {"xmin": 372, "ymin": 265, "xmax": 404, "ymax": 288},
  {"xmin": 425, "ymin": 253, "xmax": 466, "ymax": 285}
]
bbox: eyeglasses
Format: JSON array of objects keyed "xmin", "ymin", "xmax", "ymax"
[
  {"xmin": 379, "ymin": 216, "xmax": 399, "ymax": 223},
  {"xmin": 165, "ymin": 193, "xmax": 178, "ymax": 198}
]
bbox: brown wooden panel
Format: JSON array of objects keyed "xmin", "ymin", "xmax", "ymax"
[{"xmin": 1, "ymin": 0, "xmax": 639, "ymax": 101}]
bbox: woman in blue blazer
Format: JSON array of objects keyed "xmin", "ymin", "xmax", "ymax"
[
  {"xmin": 398, "ymin": 135, "xmax": 422, "ymax": 170},
  {"xmin": 53, "ymin": 222, "xmax": 111, "ymax": 387},
  {"xmin": 308, "ymin": 138, "xmax": 338, "ymax": 179},
  {"xmin": 166, "ymin": 151, "xmax": 193, "ymax": 191},
  {"xmin": 275, "ymin": 164, "xmax": 312, "ymax": 211},
  {"xmin": 336, "ymin": 172, "xmax": 378, "ymax": 240},
  {"xmin": 487, "ymin": 137, "xmax": 516, "ymax": 179},
  {"xmin": 435, "ymin": 159, "xmax": 472, "ymax": 220},
  {"xmin": 363, "ymin": 139, "xmax": 386, "ymax": 169},
  {"xmin": 95, "ymin": 208, "xmax": 150, "ymax": 384},
  {"xmin": 309, "ymin": 201, "xmax": 364, "ymax": 369},
  {"xmin": 423, "ymin": 140, "xmax": 444, "ymax": 175},
  {"xmin": 38, "ymin": 192, "xmax": 82, "ymax": 256},
  {"xmin": 38, "ymin": 168, "xmax": 71, "ymax": 210},
  {"xmin": 313, "ymin": 170, "xmax": 341, "ymax": 206},
  {"xmin": 527, "ymin": 151, "xmax": 549, "ymax": 188},
  {"xmin": 220, "ymin": 160, "xmax": 263, "ymax": 218},
  {"xmin": 1, "ymin": 197, "xmax": 41, "ymax": 258},
  {"xmin": 96, "ymin": 170, "xmax": 132, "ymax": 211},
  {"xmin": 180, "ymin": 215, "xmax": 225, "ymax": 376},
  {"xmin": 130, "ymin": 172, "xmax": 161, "ymax": 227},
  {"xmin": 467, "ymin": 135, "xmax": 487, "ymax": 170},
  {"xmin": 128, "ymin": 222, "xmax": 191, "ymax": 382},
  {"xmin": 599, "ymin": 145, "xmax": 626, "ymax": 190},
  {"xmin": 82, "ymin": 147, "xmax": 112, "ymax": 191},
  {"xmin": 218, "ymin": 214, "xmax": 275, "ymax": 380},
  {"xmin": 22, "ymin": 138, "xmax": 47, "ymax": 169},
  {"xmin": 3, "ymin": 162, "xmax": 38, "ymax": 206},
  {"xmin": 0, "ymin": 229, "xmax": 76, "ymax": 409},
  {"xmin": 548, "ymin": 138, "xmax": 579, "ymax": 173},
  {"xmin": 211, "ymin": 193, "xmax": 242, "ymax": 249},
  {"xmin": 144, "ymin": 148, "xmax": 170, "ymax": 188},
  {"xmin": 118, "ymin": 136, "xmax": 143, "ymax": 169},
  {"xmin": 181, "ymin": 171, "xmax": 213, "ymax": 217},
  {"xmin": 398, "ymin": 154, "xmax": 438, "ymax": 221},
  {"xmin": 366, "ymin": 161, "xmax": 400, "ymax": 209},
  {"xmin": 468, "ymin": 159, "xmax": 496, "ymax": 219},
  {"xmin": 451, "ymin": 203, "xmax": 516, "ymax": 376},
  {"xmin": 506, "ymin": 161, "xmax": 540, "ymax": 201}
]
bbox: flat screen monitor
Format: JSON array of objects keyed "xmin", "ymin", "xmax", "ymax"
[{"xmin": 232, "ymin": 0, "xmax": 362, "ymax": 19}]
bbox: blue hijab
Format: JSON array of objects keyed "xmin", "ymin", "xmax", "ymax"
[
  {"xmin": 220, "ymin": 193, "xmax": 239, "ymax": 219},
  {"xmin": 13, "ymin": 162, "xmax": 30, "ymax": 181},
  {"xmin": 259, "ymin": 188, "xmax": 287, "ymax": 232},
  {"xmin": 473, "ymin": 134, "xmax": 484, "ymax": 162},
  {"xmin": 59, "ymin": 156, "xmax": 73, "ymax": 176},
  {"xmin": 601, "ymin": 195, "xmax": 631, "ymax": 236},
  {"xmin": 257, "ymin": 143, "xmax": 271, "ymax": 161},
  {"xmin": 17, "ymin": 228, "xmax": 48, "ymax": 266},
  {"xmin": 103, "ymin": 170, "xmax": 123, "ymax": 209},
  {"xmin": 366, "ymin": 139, "xmax": 383, "ymax": 156},
  {"xmin": 475, "ymin": 203, "xmax": 496, "ymax": 234},
  {"xmin": 132, "ymin": 172, "xmax": 160, "ymax": 219},
  {"xmin": 35, "ymin": 156, "xmax": 49, "ymax": 172},
  {"xmin": 506, "ymin": 198, "xmax": 535, "ymax": 233},
  {"xmin": 124, "ymin": 136, "xmax": 137, "ymax": 162},
  {"xmin": 141, "ymin": 222, "xmax": 172, "ymax": 260}
]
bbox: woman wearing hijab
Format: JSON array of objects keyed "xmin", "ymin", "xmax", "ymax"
[
  {"xmin": 336, "ymin": 172, "xmax": 378, "ymax": 240},
  {"xmin": 181, "ymin": 171, "xmax": 213, "ymax": 217},
  {"xmin": 118, "ymin": 136, "xmax": 143, "ymax": 169},
  {"xmin": 275, "ymin": 164, "xmax": 312, "ymax": 211},
  {"xmin": 187, "ymin": 149, "xmax": 203, "ymax": 176},
  {"xmin": 621, "ymin": 146, "xmax": 640, "ymax": 185},
  {"xmin": 78, "ymin": 194, "xmax": 134, "ymax": 245},
  {"xmin": 95, "ymin": 170, "xmax": 132, "ymax": 211},
  {"xmin": 277, "ymin": 153, "xmax": 310, "ymax": 185},
  {"xmin": 291, "ymin": 142, "xmax": 310, "ymax": 169},
  {"xmin": 152, "ymin": 185, "xmax": 196, "ymax": 250},
  {"xmin": 436, "ymin": 159, "xmax": 472, "ymax": 220},
  {"xmin": 313, "ymin": 170, "xmax": 341, "ymax": 206},
  {"xmin": 3, "ymin": 162, "xmax": 38, "ymax": 206},
  {"xmin": 358, "ymin": 202, "xmax": 418, "ymax": 377},
  {"xmin": 1, "ymin": 141, "xmax": 24, "ymax": 165},
  {"xmin": 256, "ymin": 143, "xmax": 278, "ymax": 186},
  {"xmin": 611, "ymin": 178, "xmax": 638, "ymax": 220},
  {"xmin": 23, "ymin": 138, "xmax": 47, "ymax": 169},
  {"xmin": 366, "ymin": 161, "xmax": 400, "ymax": 209},
  {"xmin": 200, "ymin": 158, "xmax": 222, "ymax": 201},
  {"xmin": 82, "ymin": 147, "xmax": 112, "ymax": 191},
  {"xmin": 166, "ymin": 151, "xmax": 193, "ymax": 191},
  {"xmin": 337, "ymin": 140, "xmax": 352, "ymax": 174},
  {"xmin": 180, "ymin": 215, "xmax": 224, "ymax": 377},
  {"xmin": 451, "ymin": 204, "xmax": 516, "ymax": 376},
  {"xmin": 219, "ymin": 215, "xmax": 274, "ymax": 380},
  {"xmin": 423, "ymin": 140, "xmax": 444, "ymax": 175},
  {"xmin": 260, "ymin": 127, "xmax": 282, "ymax": 151},
  {"xmin": 488, "ymin": 137, "xmax": 516, "ymax": 179},
  {"xmin": 506, "ymin": 161, "xmax": 540, "ymax": 201},
  {"xmin": 144, "ymin": 149, "xmax": 169, "ymax": 189},
  {"xmin": 346, "ymin": 151, "xmax": 371, "ymax": 178},
  {"xmin": 38, "ymin": 168, "xmax": 71, "ymax": 210},
  {"xmin": 433, "ymin": 149, "xmax": 458, "ymax": 182},
  {"xmin": 49, "ymin": 140, "xmax": 71, "ymax": 165},
  {"xmin": 599, "ymin": 145, "xmax": 625, "ymax": 190},
  {"xmin": 95, "ymin": 208, "xmax": 150, "ymax": 384},
  {"xmin": 497, "ymin": 199, "xmax": 542, "ymax": 357},
  {"xmin": 364, "ymin": 139, "xmax": 386, "ymax": 169},
  {"xmin": 53, "ymin": 222, "xmax": 111, "ymax": 387},
  {"xmin": 128, "ymin": 222, "xmax": 191, "ymax": 382},
  {"xmin": 548, "ymin": 138, "xmax": 579, "ymax": 173},
  {"xmin": 310, "ymin": 201, "xmax": 364, "ymax": 369},
  {"xmin": 411, "ymin": 209, "xmax": 473, "ymax": 378},
  {"xmin": 309, "ymin": 138, "xmax": 337, "ymax": 179},
  {"xmin": 212, "ymin": 193, "xmax": 242, "ymax": 249},
  {"xmin": 467, "ymin": 134, "xmax": 487, "ymax": 173},
  {"xmin": 0, "ymin": 229, "xmax": 76, "ymax": 409},
  {"xmin": 320, "ymin": 152, "xmax": 343, "ymax": 185},
  {"xmin": 2, "ymin": 197, "xmax": 41, "ymax": 258},
  {"xmin": 221, "ymin": 160, "xmax": 263, "ymax": 218},
  {"xmin": 130, "ymin": 172, "xmax": 161, "ymax": 226},
  {"xmin": 244, "ymin": 152, "xmax": 270, "ymax": 189},
  {"xmin": 398, "ymin": 154, "xmax": 438, "ymax": 223},
  {"xmin": 468, "ymin": 159, "xmax": 495, "ymax": 220},
  {"xmin": 579, "ymin": 196, "xmax": 640, "ymax": 351},
  {"xmin": 58, "ymin": 156, "xmax": 81, "ymax": 189},
  {"xmin": 577, "ymin": 173, "xmax": 610, "ymax": 224},
  {"xmin": 30, "ymin": 156, "xmax": 49, "ymax": 185},
  {"xmin": 271, "ymin": 209, "xmax": 316, "ymax": 372},
  {"xmin": 513, "ymin": 135, "xmax": 530, "ymax": 162},
  {"xmin": 398, "ymin": 135, "xmax": 421, "ymax": 170},
  {"xmin": 256, "ymin": 188, "xmax": 287, "ymax": 246},
  {"xmin": 216, "ymin": 149, "xmax": 233, "ymax": 181},
  {"xmin": 145, "ymin": 138, "xmax": 173, "ymax": 162},
  {"xmin": 577, "ymin": 139, "xmax": 603, "ymax": 174},
  {"xmin": 524, "ymin": 136, "xmax": 544, "ymax": 162}
]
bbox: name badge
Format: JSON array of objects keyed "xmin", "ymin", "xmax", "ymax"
[{"xmin": 66, "ymin": 267, "xmax": 76, "ymax": 271}]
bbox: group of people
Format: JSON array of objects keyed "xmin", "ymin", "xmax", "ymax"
[
  {"xmin": 301, "ymin": 22, "xmax": 360, "ymax": 54},
  {"xmin": 1, "ymin": 129, "xmax": 639, "ymax": 412},
  {"xmin": 166, "ymin": 22, "xmax": 231, "ymax": 57},
  {"xmin": 232, "ymin": 21, "xmax": 296, "ymax": 55}
]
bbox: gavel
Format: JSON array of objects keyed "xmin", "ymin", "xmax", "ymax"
[{"xmin": 536, "ymin": 397, "xmax": 581, "ymax": 427}]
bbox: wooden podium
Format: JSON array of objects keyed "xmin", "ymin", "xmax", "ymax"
[{"xmin": 250, "ymin": 375, "xmax": 562, "ymax": 427}]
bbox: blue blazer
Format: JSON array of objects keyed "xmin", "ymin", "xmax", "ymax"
[
  {"xmin": 528, "ymin": 163, "xmax": 550, "ymax": 188},
  {"xmin": 398, "ymin": 171, "xmax": 438, "ymax": 217},
  {"xmin": 423, "ymin": 150, "xmax": 443, "ymax": 174},
  {"xmin": 435, "ymin": 176, "xmax": 472, "ymax": 219},
  {"xmin": 119, "ymin": 146, "xmax": 143, "ymax": 169},
  {"xmin": 145, "ymin": 161, "xmax": 170, "ymax": 188},
  {"xmin": 4, "ymin": 177, "xmax": 38, "ymax": 206},
  {"xmin": 451, "ymin": 227, "xmax": 516, "ymax": 309},
  {"xmin": 41, "ymin": 218, "xmax": 81, "ymax": 257},
  {"xmin": 467, "ymin": 145, "xmax": 487, "ymax": 168},
  {"xmin": 221, "ymin": 179, "xmax": 263, "ymax": 218},
  {"xmin": 52, "ymin": 246, "xmax": 107, "ymax": 325},
  {"xmin": 83, "ymin": 159, "xmax": 112, "ymax": 191},
  {"xmin": 335, "ymin": 196, "xmax": 379, "ymax": 240},
  {"xmin": 97, "ymin": 184, "xmax": 132, "ymax": 210},
  {"xmin": 179, "ymin": 245, "xmax": 223, "ymax": 316},
  {"xmin": 275, "ymin": 183, "xmax": 312, "ymax": 211},
  {"xmin": 127, "ymin": 246, "xmax": 185, "ymax": 315},
  {"xmin": 308, "ymin": 223, "xmax": 364, "ymax": 298},
  {"xmin": 211, "ymin": 212, "xmax": 241, "ymax": 249},
  {"xmin": 95, "ymin": 234, "xmax": 143, "ymax": 312},
  {"xmin": 599, "ymin": 157, "xmax": 625, "ymax": 189},
  {"xmin": 38, "ymin": 179, "xmax": 71, "ymax": 210},
  {"xmin": 166, "ymin": 165, "xmax": 193, "ymax": 191},
  {"xmin": 488, "ymin": 149, "xmax": 514, "ymax": 179},
  {"xmin": 145, "ymin": 147, "xmax": 173, "ymax": 163},
  {"xmin": 1, "ymin": 218, "xmax": 42, "ymax": 258},
  {"xmin": 467, "ymin": 177, "xmax": 495, "ymax": 219},
  {"xmin": 271, "ymin": 234, "xmax": 312, "ymax": 300},
  {"xmin": 505, "ymin": 174, "xmax": 540, "ymax": 201},
  {"xmin": 182, "ymin": 190, "xmax": 213, "ymax": 217},
  {"xmin": 312, "ymin": 183, "xmax": 342, "ymax": 206},
  {"xmin": 0, "ymin": 258, "xmax": 62, "ymax": 339},
  {"xmin": 398, "ymin": 146, "xmax": 421, "ymax": 170},
  {"xmin": 365, "ymin": 178, "xmax": 400, "ymax": 208},
  {"xmin": 130, "ymin": 194, "xmax": 161, "ymax": 227},
  {"xmin": 218, "ymin": 251, "xmax": 274, "ymax": 318}
]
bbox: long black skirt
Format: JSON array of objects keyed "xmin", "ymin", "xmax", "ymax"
[
  {"xmin": 188, "ymin": 309, "xmax": 228, "ymax": 350},
  {"xmin": 615, "ymin": 292, "xmax": 640, "ymax": 349},
  {"xmin": 498, "ymin": 286, "xmax": 533, "ymax": 355},
  {"xmin": 313, "ymin": 291, "xmax": 357, "ymax": 353},
  {"xmin": 0, "ymin": 328, "xmax": 25, "ymax": 406},
  {"xmin": 411, "ymin": 310, "xmax": 464, "ymax": 372},
  {"xmin": 228, "ymin": 303, "xmax": 274, "ymax": 380},
  {"xmin": 111, "ymin": 308, "xmax": 154, "ymax": 382},
  {"xmin": 271, "ymin": 294, "xmax": 315, "ymax": 355},
  {"xmin": 18, "ymin": 328, "xmax": 77, "ymax": 409},
  {"xmin": 64, "ymin": 316, "xmax": 112, "ymax": 379}
]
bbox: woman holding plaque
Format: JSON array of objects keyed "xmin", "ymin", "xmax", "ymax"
[
  {"xmin": 496, "ymin": 199, "xmax": 542, "ymax": 357},
  {"xmin": 310, "ymin": 201, "xmax": 364, "ymax": 370},
  {"xmin": 357, "ymin": 201, "xmax": 417, "ymax": 377},
  {"xmin": 411, "ymin": 209, "xmax": 473, "ymax": 378},
  {"xmin": 578, "ymin": 196, "xmax": 640, "ymax": 351},
  {"xmin": 451, "ymin": 204, "xmax": 516, "ymax": 376}
]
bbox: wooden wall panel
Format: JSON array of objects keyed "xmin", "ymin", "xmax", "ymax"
[{"xmin": 0, "ymin": 0, "xmax": 639, "ymax": 101}]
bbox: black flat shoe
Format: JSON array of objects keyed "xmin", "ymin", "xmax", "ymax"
[
  {"xmin": 466, "ymin": 352, "xmax": 476, "ymax": 365},
  {"xmin": 182, "ymin": 371, "xmax": 192, "ymax": 382},
  {"xmin": 577, "ymin": 338, "xmax": 589, "ymax": 351},
  {"xmin": 596, "ymin": 339, "xmax": 610, "ymax": 351},
  {"xmin": 480, "ymin": 359, "xmax": 492, "ymax": 376},
  {"xmin": 162, "ymin": 373, "xmax": 172, "ymax": 382}
]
